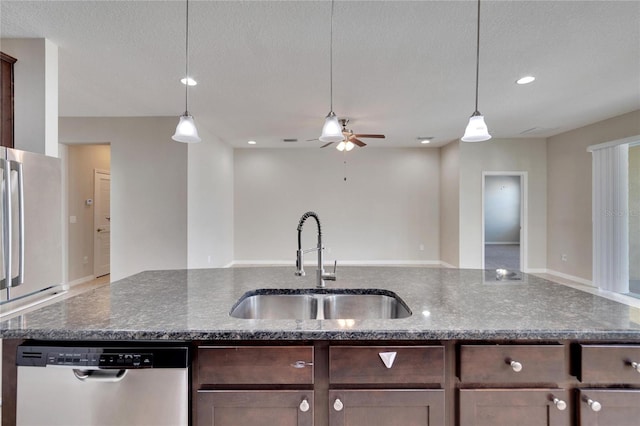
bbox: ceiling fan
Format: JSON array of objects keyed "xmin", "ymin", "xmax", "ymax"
[{"xmin": 320, "ymin": 119, "xmax": 385, "ymax": 150}]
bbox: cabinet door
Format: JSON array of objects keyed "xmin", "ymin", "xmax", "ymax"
[
  {"xmin": 197, "ymin": 390, "xmax": 313, "ymax": 426},
  {"xmin": 459, "ymin": 389, "xmax": 570, "ymax": 426},
  {"xmin": 578, "ymin": 389, "xmax": 640, "ymax": 426},
  {"xmin": 328, "ymin": 389, "xmax": 444, "ymax": 426}
]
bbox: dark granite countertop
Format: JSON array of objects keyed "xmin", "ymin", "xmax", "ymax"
[{"xmin": 1, "ymin": 267, "xmax": 640, "ymax": 341}]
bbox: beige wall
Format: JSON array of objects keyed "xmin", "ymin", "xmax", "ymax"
[
  {"xmin": 234, "ymin": 148, "xmax": 440, "ymax": 264},
  {"xmin": 459, "ymin": 138, "xmax": 547, "ymax": 270},
  {"xmin": 187, "ymin": 127, "xmax": 234, "ymax": 269},
  {"xmin": 439, "ymin": 140, "xmax": 460, "ymax": 267},
  {"xmin": 547, "ymin": 110, "xmax": 640, "ymax": 281},
  {"xmin": 66, "ymin": 144, "xmax": 110, "ymax": 282},
  {"xmin": 59, "ymin": 117, "xmax": 188, "ymax": 281},
  {"xmin": 630, "ymin": 145, "xmax": 640, "ymax": 280}
]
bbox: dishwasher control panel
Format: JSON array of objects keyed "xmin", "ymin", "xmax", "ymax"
[
  {"xmin": 45, "ymin": 351, "xmax": 154, "ymax": 368},
  {"xmin": 16, "ymin": 345, "xmax": 189, "ymax": 369}
]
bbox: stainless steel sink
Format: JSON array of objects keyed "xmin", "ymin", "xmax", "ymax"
[
  {"xmin": 230, "ymin": 290, "xmax": 411, "ymax": 320},
  {"xmin": 322, "ymin": 294, "xmax": 411, "ymax": 319},
  {"xmin": 229, "ymin": 294, "xmax": 318, "ymax": 320}
]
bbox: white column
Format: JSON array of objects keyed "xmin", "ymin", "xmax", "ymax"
[{"xmin": 592, "ymin": 144, "xmax": 629, "ymax": 292}]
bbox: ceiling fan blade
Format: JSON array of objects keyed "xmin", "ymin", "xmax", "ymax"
[
  {"xmin": 354, "ymin": 134, "xmax": 385, "ymax": 139},
  {"xmin": 320, "ymin": 142, "xmax": 334, "ymax": 148},
  {"xmin": 306, "ymin": 138, "xmax": 319, "ymax": 142},
  {"xmin": 350, "ymin": 138, "xmax": 366, "ymax": 147}
]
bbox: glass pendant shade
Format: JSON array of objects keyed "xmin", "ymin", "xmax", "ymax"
[
  {"xmin": 461, "ymin": 114, "xmax": 491, "ymax": 142},
  {"xmin": 320, "ymin": 112, "xmax": 344, "ymax": 143},
  {"xmin": 172, "ymin": 114, "xmax": 202, "ymax": 143}
]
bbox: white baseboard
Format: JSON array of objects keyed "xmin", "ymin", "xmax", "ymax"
[
  {"xmin": 439, "ymin": 261, "xmax": 456, "ymax": 268},
  {"xmin": 485, "ymin": 242, "xmax": 520, "ymax": 245},
  {"xmin": 230, "ymin": 260, "xmax": 444, "ymax": 267},
  {"xmin": 529, "ymin": 268, "xmax": 594, "ymax": 287},
  {"xmin": 67, "ymin": 275, "xmax": 96, "ymax": 287}
]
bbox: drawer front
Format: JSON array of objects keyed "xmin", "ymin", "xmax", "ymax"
[
  {"xmin": 328, "ymin": 389, "xmax": 444, "ymax": 426},
  {"xmin": 459, "ymin": 345, "xmax": 566, "ymax": 384},
  {"xmin": 329, "ymin": 345, "xmax": 444, "ymax": 385},
  {"xmin": 578, "ymin": 389, "xmax": 640, "ymax": 426},
  {"xmin": 460, "ymin": 389, "xmax": 570, "ymax": 426},
  {"xmin": 197, "ymin": 346, "xmax": 313, "ymax": 385},
  {"xmin": 197, "ymin": 390, "xmax": 313, "ymax": 426},
  {"xmin": 579, "ymin": 344, "xmax": 640, "ymax": 384}
]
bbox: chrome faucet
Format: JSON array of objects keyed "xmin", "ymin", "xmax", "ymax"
[{"xmin": 295, "ymin": 211, "xmax": 336, "ymax": 288}]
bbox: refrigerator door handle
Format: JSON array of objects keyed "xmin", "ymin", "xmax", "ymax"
[
  {"xmin": 9, "ymin": 160, "xmax": 24, "ymax": 287},
  {"xmin": 1, "ymin": 158, "xmax": 11, "ymax": 294}
]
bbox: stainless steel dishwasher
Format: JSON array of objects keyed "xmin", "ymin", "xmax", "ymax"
[{"xmin": 15, "ymin": 343, "xmax": 190, "ymax": 426}]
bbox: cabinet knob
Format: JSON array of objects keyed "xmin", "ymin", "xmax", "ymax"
[
  {"xmin": 508, "ymin": 360, "xmax": 523, "ymax": 372},
  {"xmin": 552, "ymin": 397, "xmax": 567, "ymax": 411},
  {"xmin": 631, "ymin": 361, "xmax": 640, "ymax": 373},
  {"xmin": 299, "ymin": 399, "xmax": 310, "ymax": 413},
  {"xmin": 586, "ymin": 398, "xmax": 602, "ymax": 412},
  {"xmin": 333, "ymin": 398, "xmax": 344, "ymax": 412}
]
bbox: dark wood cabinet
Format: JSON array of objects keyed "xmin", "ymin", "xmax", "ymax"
[
  {"xmin": 0, "ymin": 51, "xmax": 17, "ymax": 148},
  {"xmin": 197, "ymin": 390, "xmax": 313, "ymax": 426},
  {"xmin": 576, "ymin": 345, "xmax": 640, "ymax": 425},
  {"xmin": 459, "ymin": 344, "xmax": 571, "ymax": 426},
  {"xmin": 329, "ymin": 345, "xmax": 444, "ymax": 385},
  {"xmin": 460, "ymin": 389, "xmax": 571, "ymax": 426},
  {"xmin": 194, "ymin": 345, "xmax": 315, "ymax": 426},
  {"xmin": 329, "ymin": 389, "xmax": 444, "ymax": 426},
  {"xmin": 577, "ymin": 389, "xmax": 640, "ymax": 426},
  {"xmin": 459, "ymin": 344, "xmax": 567, "ymax": 384}
]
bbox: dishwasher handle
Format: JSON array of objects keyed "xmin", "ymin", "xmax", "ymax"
[{"xmin": 73, "ymin": 369, "xmax": 128, "ymax": 382}]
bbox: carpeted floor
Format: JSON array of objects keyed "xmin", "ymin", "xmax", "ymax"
[{"xmin": 485, "ymin": 244, "xmax": 520, "ymax": 271}]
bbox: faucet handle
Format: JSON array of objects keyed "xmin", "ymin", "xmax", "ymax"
[{"xmin": 322, "ymin": 261, "xmax": 337, "ymax": 281}]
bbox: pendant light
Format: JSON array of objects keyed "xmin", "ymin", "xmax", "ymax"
[
  {"xmin": 319, "ymin": 0, "xmax": 344, "ymax": 143},
  {"xmin": 172, "ymin": 0, "xmax": 201, "ymax": 143},
  {"xmin": 461, "ymin": 0, "xmax": 491, "ymax": 142}
]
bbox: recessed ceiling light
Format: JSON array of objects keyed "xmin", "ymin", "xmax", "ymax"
[
  {"xmin": 516, "ymin": 76, "xmax": 535, "ymax": 85},
  {"xmin": 417, "ymin": 137, "xmax": 434, "ymax": 144},
  {"xmin": 180, "ymin": 77, "xmax": 197, "ymax": 86},
  {"xmin": 248, "ymin": 140, "xmax": 257, "ymax": 145}
]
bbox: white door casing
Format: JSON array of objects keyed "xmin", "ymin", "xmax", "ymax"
[
  {"xmin": 481, "ymin": 171, "xmax": 528, "ymax": 272},
  {"xmin": 93, "ymin": 169, "xmax": 110, "ymax": 278}
]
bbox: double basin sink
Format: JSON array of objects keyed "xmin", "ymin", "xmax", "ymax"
[{"xmin": 230, "ymin": 289, "xmax": 411, "ymax": 320}]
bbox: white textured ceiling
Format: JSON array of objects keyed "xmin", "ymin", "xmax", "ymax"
[{"xmin": 1, "ymin": 0, "xmax": 639, "ymax": 148}]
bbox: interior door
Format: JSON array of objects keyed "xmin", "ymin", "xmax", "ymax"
[{"xmin": 93, "ymin": 169, "xmax": 110, "ymax": 278}]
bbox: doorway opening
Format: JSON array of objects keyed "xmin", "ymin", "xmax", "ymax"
[
  {"xmin": 482, "ymin": 172, "xmax": 527, "ymax": 272},
  {"xmin": 65, "ymin": 143, "xmax": 111, "ymax": 285}
]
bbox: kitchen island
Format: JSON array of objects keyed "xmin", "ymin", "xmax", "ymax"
[{"xmin": 3, "ymin": 266, "xmax": 640, "ymax": 425}]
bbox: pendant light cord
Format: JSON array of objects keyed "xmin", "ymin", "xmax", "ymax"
[
  {"xmin": 474, "ymin": 0, "xmax": 481, "ymax": 114},
  {"xmin": 184, "ymin": 0, "xmax": 190, "ymax": 114},
  {"xmin": 329, "ymin": 0, "xmax": 334, "ymax": 112}
]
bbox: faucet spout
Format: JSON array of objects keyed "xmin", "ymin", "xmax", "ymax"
[{"xmin": 295, "ymin": 211, "xmax": 336, "ymax": 288}]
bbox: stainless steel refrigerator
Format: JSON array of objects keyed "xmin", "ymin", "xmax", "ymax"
[{"xmin": 0, "ymin": 148, "xmax": 63, "ymax": 310}]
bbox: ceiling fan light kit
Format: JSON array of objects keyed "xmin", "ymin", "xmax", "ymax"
[
  {"xmin": 172, "ymin": 0, "xmax": 201, "ymax": 143},
  {"xmin": 336, "ymin": 140, "xmax": 355, "ymax": 151},
  {"xmin": 461, "ymin": 0, "xmax": 491, "ymax": 143}
]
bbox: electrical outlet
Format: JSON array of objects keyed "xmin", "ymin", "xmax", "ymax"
[
  {"xmin": 207, "ymin": 255, "xmax": 212, "ymax": 264},
  {"xmin": 419, "ymin": 244, "xmax": 425, "ymax": 251},
  {"xmin": 561, "ymin": 254, "xmax": 567, "ymax": 262},
  {"xmin": 83, "ymin": 256, "xmax": 89, "ymax": 265}
]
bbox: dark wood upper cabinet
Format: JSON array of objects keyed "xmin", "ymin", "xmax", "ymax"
[{"xmin": 1, "ymin": 51, "xmax": 17, "ymax": 149}]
